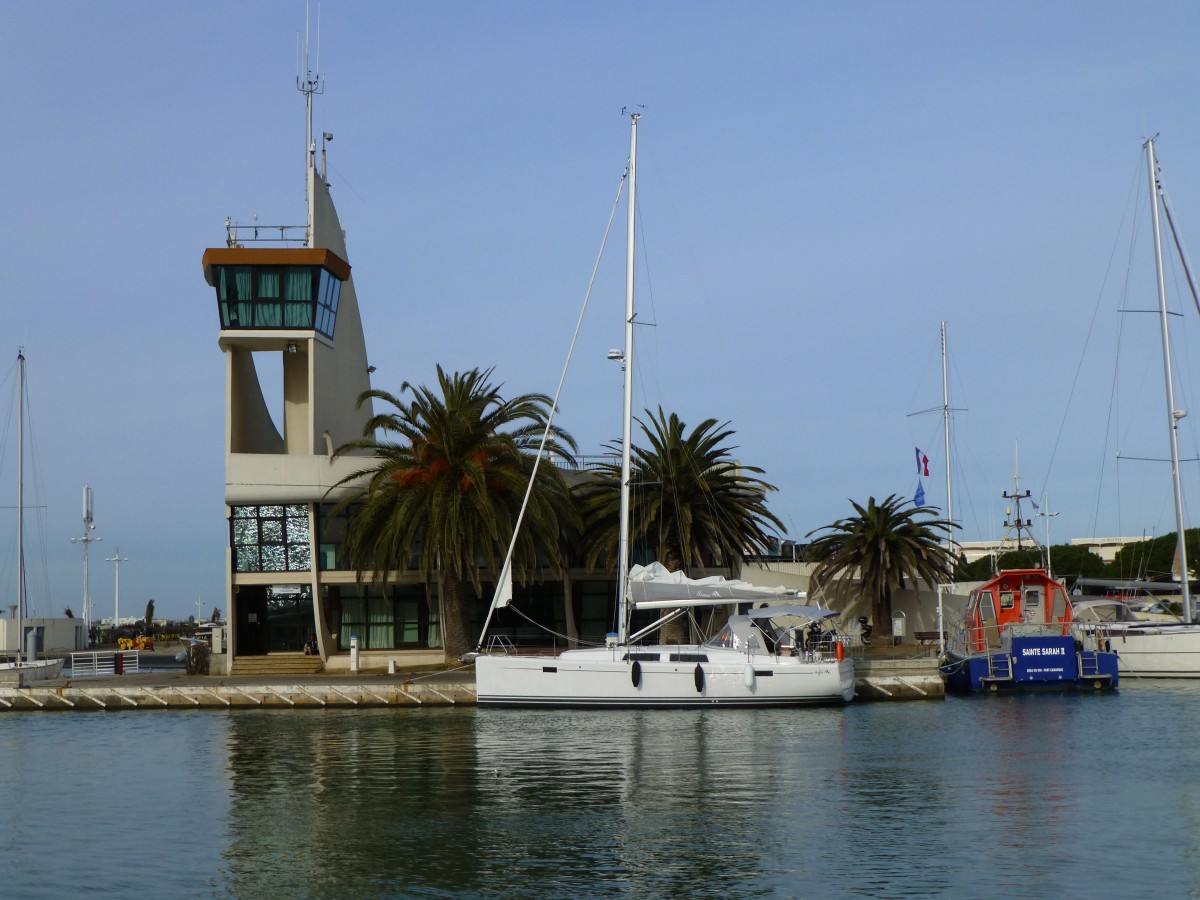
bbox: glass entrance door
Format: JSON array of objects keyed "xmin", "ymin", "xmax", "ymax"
[{"xmin": 266, "ymin": 585, "xmax": 314, "ymax": 653}]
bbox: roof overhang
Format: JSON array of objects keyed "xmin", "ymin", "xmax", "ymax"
[{"xmin": 202, "ymin": 247, "xmax": 352, "ymax": 285}]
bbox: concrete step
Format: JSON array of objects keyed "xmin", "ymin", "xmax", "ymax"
[{"xmin": 230, "ymin": 654, "xmax": 323, "ymax": 676}]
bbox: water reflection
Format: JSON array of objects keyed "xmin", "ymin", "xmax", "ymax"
[
  {"xmin": 214, "ymin": 695, "xmax": 1200, "ymax": 897},
  {"xmin": 224, "ymin": 709, "xmax": 484, "ymax": 897},
  {"xmin": 8, "ymin": 683, "xmax": 1200, "ymax": 898},
  {"xmin": 472, "ymin": 708, "xmax": 851, "ymax": 898}
]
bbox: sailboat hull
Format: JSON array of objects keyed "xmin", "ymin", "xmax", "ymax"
[
  {"xmin": 476, "ymin": 649, "xmax": 855, "ymax": 709},
  {"xmin": 1100, "ymin": 624, "xmax": 1200, "ymax": 677},
  {"xmin": 0, "ymin": 658, "xmax": 64, "ymax": 687}
]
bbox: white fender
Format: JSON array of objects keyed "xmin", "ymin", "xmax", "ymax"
[{"xmin": 744, "ymin": 664, "xmax": 756, "ymax": 690}]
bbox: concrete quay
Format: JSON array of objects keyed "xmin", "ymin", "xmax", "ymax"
[
  {"xmin": 0, "ymin": 667, "xmax": 478, "ymax": 712},
  {"xmin": 0, "ymin": 645, "xmax": 943, "ymax": 711},
  {"xmin": 854, "ymin": 657, "xmax": 945, "ymax": 700}
]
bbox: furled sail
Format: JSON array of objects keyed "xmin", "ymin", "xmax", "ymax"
[{"xmin": 627, "ymin": 561, "xmax": 813, "ymax": 610}]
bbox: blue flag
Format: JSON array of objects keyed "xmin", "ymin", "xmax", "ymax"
[{"xmin": 914, "ymin": 481, "xmax": 926, "ymax": 507}]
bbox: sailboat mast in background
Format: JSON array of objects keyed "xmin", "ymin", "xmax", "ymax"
[{"xmin": 1146, "ymin": 136, "xmax": 1193, "ymax": 624}]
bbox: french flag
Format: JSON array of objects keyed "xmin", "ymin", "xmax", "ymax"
[{"xmin": 915, "ymin": 447, "xmax": 929, "ymax": 477}]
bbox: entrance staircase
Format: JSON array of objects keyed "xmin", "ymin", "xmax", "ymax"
[{"xmin": 230, "ymin": 653, "xmax": 323, "ymax": 676}]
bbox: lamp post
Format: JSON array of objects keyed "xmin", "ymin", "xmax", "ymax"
[
  {"xmin": 105, "ymin": 548, "xmax": 128, "ymax": 637},
  {"xmin": 1037, "ymin": 494, "xmax": 1060, "ymax": 577}
]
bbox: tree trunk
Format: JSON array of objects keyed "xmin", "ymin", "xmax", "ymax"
[
  {"xmin": 441, "ymin": 575, "xmax": 475, "ymax": 661},
  {"xmin": 657, "ymin": 549, "xmax": 689, "ymax": 645},
  {"xmin": 874, "ymin": 585, "xmax": 894, "ymax": 639}
]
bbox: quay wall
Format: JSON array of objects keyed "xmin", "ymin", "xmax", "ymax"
[{"xmin": 0, "ymin": 652, "xmax": 944, "ymax": 711}]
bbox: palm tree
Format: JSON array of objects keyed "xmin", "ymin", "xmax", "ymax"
[
  {"xmin": 578, "ymin": 407, "xmax": 784, "ymax": 642},
  {"xmin": 805, "ymin": 494, "xmax": 957, "ymax": 637},
  {"xmin": 329, "ymin": 366, "xmax": 579, "ymax": 660}
]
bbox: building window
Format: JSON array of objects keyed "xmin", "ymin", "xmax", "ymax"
[
  {"xmin": 317, "ymin": 503, "xmax": 354, "ymax": 571},
  {"xmin": 315, "ymin": 269, "xmax": 341, "ymax": 338},
  {"xmin": 231, "ymin": 504, "xmax": 312, "ymax": 573},
  {"xmin": 323, "ymin": 584, "xmax": 441, "ymax": 650}
]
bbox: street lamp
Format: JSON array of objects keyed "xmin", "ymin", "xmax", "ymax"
[
  {"xmin": 1037, "ymin": 494, "xmax": 1060, "ymax": 576},
  {"xmin": 105, "ymin": 548, "xmax": 128, "ymax": 637}
]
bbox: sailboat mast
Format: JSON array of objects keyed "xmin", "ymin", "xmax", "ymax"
[
  {"xmin": 616, "ymin": 113, "xmax": 638, "ymax": 643},
  {"xmin": 941, "ymin": 321, "xmax": 953, "ymax": 552},
  {"xmin": 1145, "ymin": 137, "xmax": 1193, "ymax": 623},
  {"xmin": 16, "ymin": 350, "xmax": 24, "ymax": 664}
]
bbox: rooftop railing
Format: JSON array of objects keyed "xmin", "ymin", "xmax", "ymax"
[{"xmin": 224, "ymin": 219, "xmax": 309, "ymax": 247}]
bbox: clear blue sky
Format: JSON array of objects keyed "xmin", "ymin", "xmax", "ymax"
[{"xmin": 3, "ymin": 1, "xmax": 1200, "ymax": 621}]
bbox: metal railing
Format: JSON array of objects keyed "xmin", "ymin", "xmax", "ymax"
[
  {"xmin": 224, "ymin": 220, "xmax": 309, "ymax": 247},
  {"xmin": 69, "ymin": 650, "xmax": 140, "ymax": 677}
]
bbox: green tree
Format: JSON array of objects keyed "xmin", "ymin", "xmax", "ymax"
[
  {"xmin": 144, "ymin": 599, "xmax": 155, "ymax": 627},
  {"xmin": 805, "ymin": 494, "xmax": 957, "ymax": 637},
  {"xmin": 329, "ymin": 366, "xmax": 579, "ymax": 660},
  {"xmin": 1108, "ymin": 529, "xmax": 1200, "ymax": 582},
  {"xmin": 577, "ymin": 407, "xmax": 784, "ymax": 643},
  {"xmin": 1045, "ymin": 544, "xmax": 1108, "ymax": 584},
  {"xmin": 956, "ymin": 545, "xmax": 1108, "ymax": 584}
]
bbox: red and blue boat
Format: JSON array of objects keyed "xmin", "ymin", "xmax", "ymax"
[{"xmin": 941, "ymin": 568, "xmax": 1119, "ymax": 693}]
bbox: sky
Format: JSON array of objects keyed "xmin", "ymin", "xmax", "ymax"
[{"xmin": 4, "ymin": 1, "xmax": 1200, "ymax": 621}]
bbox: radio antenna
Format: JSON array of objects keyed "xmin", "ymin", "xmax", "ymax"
[{"xmin": 296, "ymin": 1, "xmax": 324, "ymax": 175}]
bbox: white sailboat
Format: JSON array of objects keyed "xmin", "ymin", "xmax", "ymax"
[
  {"xmin": 473, "ymin": 115, "xmax": 855, "ymax": 707},
  {"xmin": 0, "ymin": 350, "xmax": 65, "ymax": 686},
  {"xmin": 1079, "ymin": 138, "xmax": 1200, "ymax": 677}
]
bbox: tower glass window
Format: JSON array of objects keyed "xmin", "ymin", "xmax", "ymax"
[
  {"xmin": 213, "ymin": 265, "xmax": 340, "ymax": 338},
  {"xmin": 232, "ymin": 504, "xmax": 313, "ymax": 572},
  {"xmin": 204, "ymin": 248, "xmax": 348, "ymax": 340}
]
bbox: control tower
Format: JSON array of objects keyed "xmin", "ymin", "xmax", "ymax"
[{"xmin": 199, "ymin": 70, "xmax": 385, "ymax": 668}]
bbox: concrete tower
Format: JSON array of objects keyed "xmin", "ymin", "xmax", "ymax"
[{"xmin": 199, "ymin": 80, "xmax": 381, "ymax": 666}]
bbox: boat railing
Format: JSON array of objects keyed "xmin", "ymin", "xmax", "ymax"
[
  {"xmin": 948, "ymin": 619, "xmax": 1110, "ymax": 658},
  {"xmin": 1069, "ymin": 621, "xmax": 1114, "ymax": 652},
  {"xmin": 777, "ymin": 632, "xmax": 849, "ymax": 663},
  {"xmin": 485, "ymin": 635, "xmax": 517, "ymax": 655},
  {"xmin": 69, "ymin": 650, "xmax": 141, "ymax": 677},
  {"xmin": 551, "ymin": 454, "xmax": 619, "ymax": 472}
]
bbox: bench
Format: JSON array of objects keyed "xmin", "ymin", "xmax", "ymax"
[{"xmin": 914, "ymin": 631, "xmax": 944, "ymax": 645}]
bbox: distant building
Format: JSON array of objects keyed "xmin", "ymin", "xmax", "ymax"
[
  {"xmin": 0, "ymin": 617, "xmax": 86, "ymax": 655},
  {"xmin": 957, "ymin": 536, "xmax": 1142, "ymax": 564}
]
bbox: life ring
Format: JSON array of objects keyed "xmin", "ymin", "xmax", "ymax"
[
  {"xmin": 694, "ymin": 664, "xmax": 705, "ymax": 693},
  {"xmin": 631, "ymin": 659, "xmax": 642, "ymax": 688},
  {"xmin": 835, "ymin": 641, "xmax": 845, "ymax": 662}
]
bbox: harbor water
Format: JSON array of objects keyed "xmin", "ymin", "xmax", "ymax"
[{"xmin": 3, "ymin": 680, "xmax": 1199, "ymax": 898}]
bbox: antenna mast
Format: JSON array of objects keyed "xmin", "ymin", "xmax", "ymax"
[
  {"xmin": 297, "ymin": 2, "xmax": 324, "ymax": 238},
  {"xmin": 70, "ymin": 485, "xmax": 101, "ymax": 639},
  {"xmin": 1001, "ymin": 443, "xmax": 1039, "ymax": 554}
]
